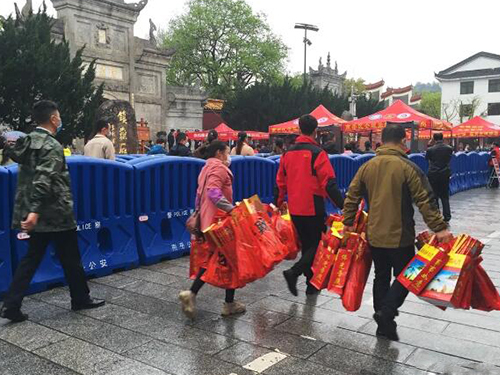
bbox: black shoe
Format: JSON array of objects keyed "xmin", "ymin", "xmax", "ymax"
[
  {"xmin": 71, "ymin": 298, "xmax": 105, "ymax": 311},
  {"xmin": 283, "ymin": 270, "xmax": 298, "ymax": 296},
  {"xmin": 373, "ymin": 311, "xmax": 399, "ymax": 341},
  {"xmin": 0, "ymin": 307, "xmax": 28, "ymax": 323},
  {"xmin": 305, "ymin": 283, "xmax": 320, "ymax": 296}
]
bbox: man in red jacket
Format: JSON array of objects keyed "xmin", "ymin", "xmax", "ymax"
[{"xmin": 277, "ymin": 115, "xmax": 344, "ymax": 296}]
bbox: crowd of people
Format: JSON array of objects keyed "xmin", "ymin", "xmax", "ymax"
[{"xmin": 0, "ymin": 100, "xmax": 498, "ymax": 344}]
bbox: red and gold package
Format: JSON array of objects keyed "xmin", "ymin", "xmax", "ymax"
[
  {"xmin": 327, "ymin": 234, "xmax": 362, "ymax": 296},
  {"xmin": 419, "ymin": 253, "xmax": 474, "ymax": 308},
  {"xmin": 310, "ymin": 233, "xmax": 341, "ymax": 290},
  {"xmin": 341, "ymin": 237, "xmax": 371, "ymax": 311},
  {"xmin": 397, "ymin": 244, "xmax": 450, "ymax": 295}
]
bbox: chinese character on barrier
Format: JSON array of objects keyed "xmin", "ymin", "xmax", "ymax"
[
  {"xmin": 100, "ymin": 259, "xmax": 108, "ymax": 268},
  {"xmin": 171, "ymin": 244, "xmax": 178, "ymax": 251},
  {"xmin": 89, "ymin": 261, "xmax": 97, "ymax": 270},
  {"xmin": 179, "ymin": 242, "xmax": 185, "ymax": 249}
]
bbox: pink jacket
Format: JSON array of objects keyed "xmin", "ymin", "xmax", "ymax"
[{"xmin": 196, "ymin": 158, "xmax": 233, "ymax": 230}]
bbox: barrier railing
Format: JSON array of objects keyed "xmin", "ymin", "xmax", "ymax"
[
  {"xmin": 7, "ymin": 157, "xmax": 139, "ymax": 294},
  {"xmin": 230, "ymin": 156, "xmax": 277, "ymax": 203},
  {"xmin": 0, "ymin": 151, "xmax": 491, "ymax": 298},
  {"xmin": 132, "ymin": 156, "xmax": 205, "ymax": 264}
]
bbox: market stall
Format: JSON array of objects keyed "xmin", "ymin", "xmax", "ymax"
[
  {"xmin": 419, "ymin": 116, "xmax": 500, "ymax": 139},
  {"xmin": 343, "ymin": 100, "xmax": 452, "ymax": 133},
  {"xmin": 186, "ymin": 123, "xmax": 268, "ymax": 142},
  {"xmin": 268, "ymin": 105, "xmax": 345, "ymax": 135}
]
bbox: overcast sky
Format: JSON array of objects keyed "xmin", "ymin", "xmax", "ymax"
[{"xmin": 2, "ymin": 0, "xmax": 498, "ymax": 88}]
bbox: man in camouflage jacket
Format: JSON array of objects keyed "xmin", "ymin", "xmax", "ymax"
[{"xmin": 0, "ymin": 100, "xmax": 104, "ymax": 323}]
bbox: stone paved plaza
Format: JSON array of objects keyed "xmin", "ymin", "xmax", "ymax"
[{"xmin": 1, "ymin": 188, "xmax": 500, "ymax": 375}]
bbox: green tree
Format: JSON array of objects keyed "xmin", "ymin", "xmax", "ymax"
[
  {"xmin": 419, "ymin": 92, "xmax": 442, "ymax": 119},
  {"xmin": 344, "ymin": 78, "xmax": 366, "ymax": 95},
  {"xmin": 0, "ymin": 6, "xmax": 104, "ymax": 145},
  {"xmin": 160, "ymin": 0, "xmax": 288, "ymax": 98},
  {"xmin": 222, "ymin": 78, "xmax": 348, "ymax": 131},
  {"xmin": 355, "ymin": 96, "xmax": 385, "ymax": 118}
]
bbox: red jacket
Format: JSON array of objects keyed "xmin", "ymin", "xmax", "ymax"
[{"xmin": 276, "ymin": 135, "xmax": 343, "ymax": 216}]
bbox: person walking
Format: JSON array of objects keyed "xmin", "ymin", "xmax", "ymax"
[
  {"xmin": 83, "ymin": 119, "xmax": 115, "ymax": 160},
  {"xmin": 0, "ymin": 100, "xmax": 104, "ymax": 322},
  {"xmin": 426, "ymin": 133, "xmax": 453, "ymax": 222},
  {"xmin": 167, "ymin": 129, "xmax": 175, "ymax": 151},
  {"xmin": 147, "ymin": 139, "xmax": 168, "ymax": 155},
  {"xmin": 169, "ymin": 132, "xmax": 192, "ymax": 156},
  {"xmin": 343, "ymin": 123, "xmax": 451, "ymax": 341},
  {"xmin": 179, "ymin": 141, "xmax": 246, "ymax": 319},
  {"xmin": 277, "ymin": 115, "xmax": 344, "ymax": 296},
  {"xmin": 231, "ymin": 132, "xmax": 254, "ymax": 156}
]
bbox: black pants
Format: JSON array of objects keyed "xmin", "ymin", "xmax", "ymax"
[
  {"xmin": 428, "ymin": 173, "xmax": 451, "ymax": 221},
  {"xmin": 290, "ymin": 215, "xmax": 325, "ymax": 280},
  {"xmin": 190, "ymin": 268, "xmax": 235, "ymax": 303},
  {"xmin": 3, "ymin": 229, "xmax": 90, "ymax": 311},
  {"xmin": 371, "ymin": 245, "xmax": 415, "ymax": 317}
]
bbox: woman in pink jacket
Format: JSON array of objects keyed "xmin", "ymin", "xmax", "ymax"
[{"xmin": 179, "ymin": 141, "xmax": 246, "ymax": 319}]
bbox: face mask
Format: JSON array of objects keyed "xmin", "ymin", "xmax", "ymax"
[
  {"xmin": 56, "ymin": 121, "xmax": 63, "ymax": 135},
  {"xmin": 224, "ymin": 155, "xmax": 232, "ymax": 167}
]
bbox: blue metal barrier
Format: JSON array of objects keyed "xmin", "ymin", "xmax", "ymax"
[
  {"xmin": 230, "ymin": 156, "xmax": 277, "ymax": 203},
  {"xmin": 455, "ymin": 153, "xmax": 468, "ymax": 192},
  {"xmin": 9, "ymin": 157, "xmax": 139, "ymax": 294},
  {"xmin": 408, "ymin": 154, "xmax": 429, "ymax": 174},
  {"xmin": 479, "ymin": 152, "xmax": 490, "ymax": 186},
  {"xmin": 0, "ymin": 167, "xmax": 12, "ymax": 297},
  {"xmin": 133, "ymin": 156, "xmax": 205, "ymax": 264},
  {"xmin": 329, "ymin": 155, "xmax": 356, "ymax": 195}
]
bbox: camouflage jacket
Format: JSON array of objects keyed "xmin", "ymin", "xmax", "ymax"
[{"xmin": 7, "ymin": 128, "xmax": 76, "ymax": 232}]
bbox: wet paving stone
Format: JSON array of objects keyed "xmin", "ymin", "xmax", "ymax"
[{"xmin": 1, "ymin": 188, "xmax": 500, "ymax": 374}]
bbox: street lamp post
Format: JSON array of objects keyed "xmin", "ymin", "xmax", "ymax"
[{"xmin": 294, "ymin": 23, "xmax": 319, "ymax": 83}]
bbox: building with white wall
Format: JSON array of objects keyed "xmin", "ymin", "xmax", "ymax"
[
  {"xmin": 436, "ymin": 52, "xmax": 500, "ymax": 125},
  {"xmin": 364, "ymin": 80, "xmax": 421, "ymax": 108}
]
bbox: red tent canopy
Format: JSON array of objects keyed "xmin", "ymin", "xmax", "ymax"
[
  {"xmin": 344, "ymin": 100, "xmax": 452, "ymax": 133},
  {"xmin": 269, "ymin": 105, "xmax": 345, "ymax": 135},
  {"xmin": 186, "ymin": 123, "xmax": 269, "ymax": 141},
  {"xmin": 451, "ymin": 116, "xmax": 500, "ymax": 138},
  {"xmin": 419, "ymin": 116, "xmax": 500, "ymax": 139}
]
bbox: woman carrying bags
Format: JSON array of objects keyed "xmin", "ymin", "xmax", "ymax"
[
  {"xmin": 231, "ymin": 131, "xmax": 255, "ymax": 156},
  {"xmin": 179, "ymin": 141, "xmax": 246, "ymax": 319}
]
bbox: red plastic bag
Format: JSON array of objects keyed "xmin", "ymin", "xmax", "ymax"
[
  {"xmin": 310, "ymin": 233, "xmax": 340, "ymax": 290},
  {"xmin": 189, "ymin": 238, "xmax": 213, "ymax": 279},
  {"xmin": 232, "ymin": 212, "xmax": 268, "ymax": 283},
  {"xmin": 341, "ymin": 239, "xmax": 371, "ymax": 312},
  {"xmin": 271, "ymin": 212, "xmax": 300, "ymax": 260},
  {"xmin": 471, "ymin": 264, "xmax": 500, "ymax": 311},
  {"xmin": 247, "ymin": 213, "xmax": 287, "ymax": 270},
  {"xmin": 202, "ymin": 249, "xmax": 243, "ymax": 289}
]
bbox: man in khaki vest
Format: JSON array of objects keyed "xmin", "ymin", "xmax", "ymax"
[{"xmin": 84, "ymin": 120, "xmax": 115, "ymax": 160}]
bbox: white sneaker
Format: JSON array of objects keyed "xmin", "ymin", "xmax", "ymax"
[
  {"xmin": 179, "ymin": 290, "xmax": 196, "ymax": 319},
  {"xmin": 221, "ymin": 301, "xmax": 246, "ymax": 317}
]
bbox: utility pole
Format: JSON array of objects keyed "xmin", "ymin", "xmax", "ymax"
[{"xmin": 294, "ymin": 23, "xmax": 319, "ymax": 84}]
